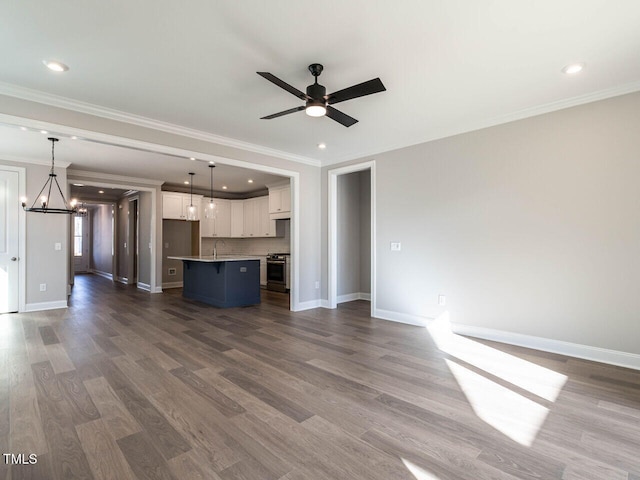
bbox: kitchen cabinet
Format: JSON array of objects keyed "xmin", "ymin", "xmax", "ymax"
[
  {"xmin": 200, "ymin": 198, "xmax": 231, "ymax": 237},
  {"xmin": 269, "ymin": 185, "xmax": 291, "ymax": 219},
  {"xmin": 243, "ymin": 197, "xmax": 259, "ymax": 237},
  {"xmin": 162, "ymin": 192, "xmax": 202, "ymax": 220},
  {"xmin": 230, "ymin": 200, "xmax": 244, "ymax": 237},
  {"xmin": 258, "ymin": 196, "xmax": 276, "ymax": 237}
]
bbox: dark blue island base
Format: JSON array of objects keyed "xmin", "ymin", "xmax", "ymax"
[{"xmin": 181, "ymin": 259, "xmax": 261, "ymax": 308}]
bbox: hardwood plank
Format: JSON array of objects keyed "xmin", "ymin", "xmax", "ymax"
[
  {"xmin": 10, "ymin": 453, "xmax": 53, "ymax": 480},
  {"xmin": 57, "ymin": 369, "xmax": 101, "ymax": 425},
  {"xmin": 182, "ymin": 330, "xmax": 232, "ymax": 352},
  {"xmin": 39, "ymin": 325, "xmax": 60, "ymax": 345},
  {"xmin": 219, "ymin": 369, "xmax": 313, "ymax": 423},
  {"xmin": 45, "ymin": 343, "xmax": 76, "ymax": 374},
  {"xmin": 91, "ymin": 334, "xmax": 125, "ymax": 358},
  {"xmin": 169, "ymin": 366, "xmax": 246, "ymax": 417},
  {"xmin": 84, "ymin": 377, "xmax": 141, "ymax": 440},
  {"xmin": 9, "ymin": 364, "xmax": 48, "ymax": 455},
  {"xmin": 76, "ymin": 419, "xmax": 137, "ymax": 479},
  {"xmin": 154, "ymin": 342, "xmax": 205, "ymax": 371},
  {"xmin": 117, "ymin": 432, "xmax": 176, "ymax": 480}
]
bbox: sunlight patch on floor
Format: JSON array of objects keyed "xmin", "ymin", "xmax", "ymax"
[
  {"xmin": 401, "ymin": 458, "xmax": 441, "ymax": 480},
  {"xmin": 427, "ymin": 312, "xmax": 567, "ymax": 446}
]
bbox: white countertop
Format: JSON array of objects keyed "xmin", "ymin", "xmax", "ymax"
[{"xmin": 167, "ymin": 255, "xmax": 262, "ymax": 263}]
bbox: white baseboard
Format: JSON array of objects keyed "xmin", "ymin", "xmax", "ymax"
[
  {"xmin": 320, "ymin": 299, "xmax": 332, "ymax": 308},
  {"xmin": 152, "ymin": 286, "xmax": 163, "ymax": 293},
  {"xmin": 292, "ymin": 299, "xmax": 322, "ymax": 312},
  {"xmin": 373, "ymin": 308, "xmax": 432, "ymax": 327},
  {"xmin": 91, "ymin": 269, "xmax": 113, "ymax": 280},
  {"xmin": 337, "ymin": 292, "xmax": 371, "ymax": 304},
  {"xmin": 115, "ymin": 276, "xmax": 128, "ymax": 284},
  {"xmin": 137, "ymin": 282, "xmax": 151, "ymax": 292},
  {"xmin": 452, "ymin": 323, "xmax": 640, "ymax": 372},
  {"xmin": 25, "ymin": 300, "xmax": 68, "ymax": 312},
  {"xmin": 162, "ymin": 281, "xmax": 183, "ymax": 289}
]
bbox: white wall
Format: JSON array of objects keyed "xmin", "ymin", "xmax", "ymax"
[{"xmin": 324, "ymin": 91, "xmax": 640, "ymax": 356}]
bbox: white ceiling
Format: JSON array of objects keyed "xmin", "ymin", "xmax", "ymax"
[{"xmin": 1, "ymin": 1, "xmax": 640, "ymax": 169}]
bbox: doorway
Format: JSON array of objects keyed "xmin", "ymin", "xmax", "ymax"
[
  {"xmin": 73, "ymin": 214, "xmax": 90, "ymax": 273},
  {"xmin": 328, "ymin": 161, "xmax": 376, "ymax": 313},
  {"xmin": 128, "ymin": 196, "xmax": 139, "ymax": 285}
]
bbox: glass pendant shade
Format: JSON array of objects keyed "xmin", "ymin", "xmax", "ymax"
[
  {"xmin": 186, "ymin": 172, "xmax": 197, "ymax": 221},
  {"xmin": 204, "ymin": 164, "xmax": 217, "ymax": 220}
]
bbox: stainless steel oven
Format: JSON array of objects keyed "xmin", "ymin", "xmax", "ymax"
[{"xmin": 266, "ymin": 254, "xmax": 288, "ymax": 292}]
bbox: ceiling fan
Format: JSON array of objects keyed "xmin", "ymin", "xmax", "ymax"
[{"xmin": 257, "ymin": 63, "xmax": 386, "ymax": 127}]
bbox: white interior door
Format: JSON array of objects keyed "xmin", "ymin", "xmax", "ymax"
[{"xmin": 0, "ymin": 169, "xmax": 20, "ymax": 313}]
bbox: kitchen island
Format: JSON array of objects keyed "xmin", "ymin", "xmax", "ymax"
[{"xmin": 167, "ymin": 255, "xmax": 261, "ymax": 307}]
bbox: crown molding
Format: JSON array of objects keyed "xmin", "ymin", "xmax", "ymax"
[
  {"xmin": 0, "ymin": 81, "xmax": 320, "ymax": 168},
  {"xmin": 320, "ymin": 80, "xmax": 640, "ymax": 167},
  {"xmin": 0, "ymin": 154, "xmax": 71, "ymax": 168},
  {"xmin": 67, "ymin": 169, "xmax": 164, "ymax": 186}
]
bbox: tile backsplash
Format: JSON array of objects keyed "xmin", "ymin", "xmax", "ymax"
[{"xmin": 201, "ymin": 219, "xmax": 290, "ymax": 256}]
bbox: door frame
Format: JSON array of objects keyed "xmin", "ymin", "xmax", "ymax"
[
  {"xmin": 328, "ymin": 160, "xmax": 376, "ymax": 313},
  {"xmin": 127, "ymin": 194, "xmax": 140, "ymax": 285},
  {"xmin": 0, "ymin": 165, "xmax": 27, "ymax": 312}
]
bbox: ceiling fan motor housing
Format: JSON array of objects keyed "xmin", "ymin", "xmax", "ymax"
[{"xmin": 306, "ymin": 83, "xmax": 327, "ymax": 107}]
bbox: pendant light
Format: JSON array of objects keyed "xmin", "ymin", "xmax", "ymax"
[
  {"xmin": 21, "ymin": 137, "xmax": 78, "ymax": 214},
  {"xmin": 75, "ymin": 202, "xmax": 88, "ymax": 217},
  {"xmin": 186, "ymin": 172, "xmax": 197, "ymax": 221},
  {"xmin": 204, "ymin": 164, "xmax": 217, "ymax": 220}
]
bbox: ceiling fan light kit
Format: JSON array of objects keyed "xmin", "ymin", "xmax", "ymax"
[{"xmin": 258, "ymin": 63, "xmax": 386, "ymax": 127}]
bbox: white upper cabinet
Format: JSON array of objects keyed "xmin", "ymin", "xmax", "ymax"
[
  {"xmin": 230, "ymin": 200, "xmax": 245, "ymax": 237},
  {"xmin": 162, "ymin": 192, "xmax": 202, "ymax": 220},
  {"xmin": 200, "ymin": 198, "xmax": 231, "ymax": 237},
  {"xmin": 269, "ymin": 185, "xmax": 291, "ymax": 219}
]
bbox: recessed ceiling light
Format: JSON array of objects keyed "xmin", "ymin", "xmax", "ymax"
[
  {"xmin": 98, "ymin": 190, "xmax": 104, "ymax": 194},
  {"xmin": 184, "ymin": 181, "xmax": 190, "ymax": 185},
  {"xmin": 20, "ymin": 126, "xmax": 28, "ymax": 131},
  {"xmin": 248, "ymin": 179, "xmax": 254, "ymax": 184},
  {"xmin": 40, "ymin": 130, "xmax": 48, "ymax": 134},
  {"xmin": 562, "ymin": 63, "xmax": 585, "ymax": 75},
  {"xmin": 318, "ymin": 143, "xmax": 326, "ymax": 149},
  {"xmin": 43, "ymin": 60, "xmax": 69, "ymax": 72},
  {"xmin": 222, "ymin": 185, "xmax": 228, "ymax": 190},
  {"xmin": 190, "ymin": 157, "xmax": 196, "ymax": 161},
  {"xmin": 209, "ymin": 161, "xmax": 215, "ymax": 165},
  {"xmin": 70, "ymin": 136, "xmax": 78, "ymax": 140},
  {"xmin": 73, "ymin": 183, "xmax": 84, "ymax": 187}
]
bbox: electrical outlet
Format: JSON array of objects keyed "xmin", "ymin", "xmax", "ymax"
[
  {"xmin": 39, "ymin": 283, "xmax": 47, "ymax": 292},
  {"xmin": 168, "ymin": 268, "xmax": 177, "ymax": 276},
  {"xmin": 315, "ymin": 281, "xmax": 320, "ymax": 289},
  {"xmin": 390, "ymin": 242, "xmax": 401, "ymax": 251},
  {"xmin": 54, "ymin": 242, "xmax": 61, "ymax": 251},
  {"xmin": 438, "ymin": 295, "xmax": 446, "ymax": 306}
]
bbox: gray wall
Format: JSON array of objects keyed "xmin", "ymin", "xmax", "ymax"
[
  {"xmin": 90, "ymin": 204, "xmax": 113, "ymax": 276},
  {"xmin": 116, "ymin": 197, "xmax": 129, "ymax": 281},
  {"xmin": 325, "ymin": 91, "xmax": 640, "ymax": 355},
  {"xmin": 162, "ymin": 220, "xmax": 193, "ymax": 285},
  {"xmin": 138, "ymin": 191, "xmax": 152, "ymax": 286},
  {"xmin": 337, "ymin": 170, "xmax": 371, "ymax": 298}
]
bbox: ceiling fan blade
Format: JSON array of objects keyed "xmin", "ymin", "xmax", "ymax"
[
  {"xmin": 326, "ymin": 78, "xmax": 386, "ymax": 105},
  {"xmin": 326, "ymin": 106, "xmax": 358, "ymax": 127},
  {"xmin": 257, "ymin": 72, "xmax": 309, "ymax": 100},
  {"xmin": 261, "ymin": 106, "xmax": 305, "ymax": 119}
]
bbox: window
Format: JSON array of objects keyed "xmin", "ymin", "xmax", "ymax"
[{"xmin": 74, "ymin": 216, "xmax": 83, "ymax": 257}]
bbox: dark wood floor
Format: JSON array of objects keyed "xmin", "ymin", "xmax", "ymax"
[{"xmin": 2, "ymin": 274, "xmax": 639, "ymax": 479}]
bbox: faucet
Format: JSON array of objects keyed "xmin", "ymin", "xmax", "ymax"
[{"xmin": 213, "ymin": 239, "xmax": 226, "ymax": 259}]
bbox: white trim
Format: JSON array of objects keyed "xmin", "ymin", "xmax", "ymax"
[
  {"xmin": 137, "ymin": 282, "xmax": 151, "ymax": 292},
  {"xmin": 319, "ymin": 299, "xmax": 332, "ymax": 309},
  {"xmin": 292, "ymin": 299, "xmax": 322, "ymax": 312},
  {"xmin": 162, "ymin": 281, "xmax": 183, "ymax": 289},
  {"xmin": 152, "ymin": 286, "xmax": 163, "ymax": 293},
  {"xmin": 337, "ymin": 292, "xmax": 371, "ymax": 304},
  {"xmin": 0, "ymin": 82, "xmax": 319, "ymax": 167},
  {"xmin": 25, "ymin": 300, "xmax": 68, "ymax": 312},
  {"xmin": 115, "ymin": 276, "xmax": 128, "ymax": 284},
  {"xmin": 373, "ymin": 308, "xmax": 432, "ymax": 327},
  {"xmin": 321, "ymin": 80, "xmax": 640, "ymax": 166},
  {"xmin": 0, "ymin": 164, "xmax": 27, "ymax": 312},
  {"xmin": 91, "ymin": 269, "xmax": 113, "ymax": 280},
  {"xmin": 68, "ymin": 169, "xmax": 163, "ymax": 186},
  {"xmin": 328, "ymin": 161, "xmax": 376, "ymax": 315},
  {"xmin": 451, "ymin": 324, "xmax": 640, "ymax": 372},
  {"xmin": 0, "ymin": 154, "xmax": 71, "ymax": 168}
]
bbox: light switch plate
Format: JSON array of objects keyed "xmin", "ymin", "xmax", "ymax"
[
  {"xmin": 390, "ymin": 242, "xmax": 401, "ymax": 251},
  {"xmin": 54, "ymin": 242, "xmax": 61, "ymax": 251}
]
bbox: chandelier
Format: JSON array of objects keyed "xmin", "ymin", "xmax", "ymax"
[{"xmin": 21, "ymin": 137, "xmax": 78, "ymax": 214}]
